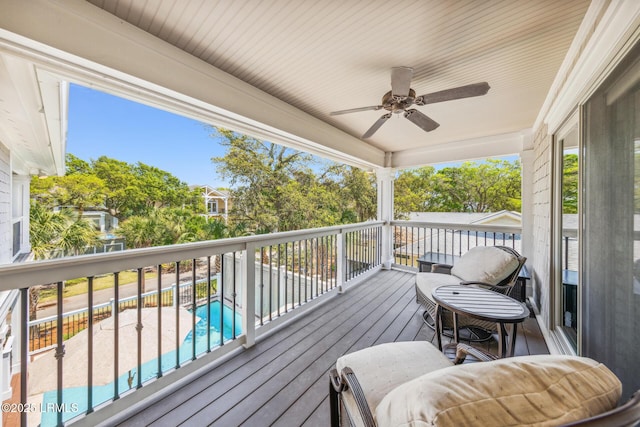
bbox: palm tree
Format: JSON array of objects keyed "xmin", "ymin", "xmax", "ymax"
[
  {"xmin": 30, "ymin": 203, "xmax": 100, "ymax": 259},
  {"xmin": 28, "ymin": 202, "xmax": 101, "ymax": 319}
]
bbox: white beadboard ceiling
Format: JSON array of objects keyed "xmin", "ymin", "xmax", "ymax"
[{"xmin": 85, "ymin": 0, "xmax": 589, "ymax": 163}]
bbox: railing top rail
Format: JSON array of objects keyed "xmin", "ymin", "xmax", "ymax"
[
  {"xmin": 0, "ymin": 221, "xmax": 385, "ymax": 291},
  {"xmin": 391, "ymin": 220, "xmax": 522, "ymax": 235}
]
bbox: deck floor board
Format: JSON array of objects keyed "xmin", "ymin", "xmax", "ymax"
[{"xmin": 117, "ymin": 269, "xmax": 548, "ymax": 427}]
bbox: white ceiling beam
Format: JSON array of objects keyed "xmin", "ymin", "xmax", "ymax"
[
  {"xmin": 0, "ymin": 0, "xmax": 385, "ymax": 169},
  {"xmin": 390, "ymin": 129, "xmax": 531, "ymax": 170}
]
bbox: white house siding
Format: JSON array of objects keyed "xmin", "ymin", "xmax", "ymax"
[
  {"xmin": 0, "ymin": 142, "xmax": 10, "ymax": 265},
  {"xmin": 532, "ymin": 124, "xmax": 552, "ymax": 324}
]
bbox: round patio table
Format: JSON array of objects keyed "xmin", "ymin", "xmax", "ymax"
[{"xmin": 432, "ymin": 284, "xmax": 529, "ymax": 358}]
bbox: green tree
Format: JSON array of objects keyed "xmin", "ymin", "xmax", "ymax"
[
  {"xmin": 31, "ymin": 174, "xmax": 106, "ymax": 214},
  {"xmin": 211, "ymin": 127, "xmax": 377, "ymax": 232},
  {"xmin": 394, "ymin": 166, "xmax": 439, "ymax": 218},
  {"xmin": 432, "ymin": 159, "xmax": 521, "ymax": 212},
  {"xmin": 213, "ymin": 128, "xmax": 318, "ymax": 232},
  {"xmin": 393, "ymin": 160, "xmax": 522, "ymax": 216},
  {"xmin": 562, "ymin": 154, "xmax": 579, "ymax": 214},
  {"xmin": 338, "ymin": 166, "xmax": 377, "ymax": 222},
  {"xmin": 32, "ymin": 153, "xmax": 202, "ymax": 220}
]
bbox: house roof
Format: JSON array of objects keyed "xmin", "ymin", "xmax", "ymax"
[
  {"xmin": 409, "ymin": 211, "xmax": 522, "ymax": 226},
  {"xmin": 191, "ymin": 185, "xmax": 230, "ymax": 199},
  {"xmin": 0, "ymin": 0, "xmax": 608, "ymax": 173}
]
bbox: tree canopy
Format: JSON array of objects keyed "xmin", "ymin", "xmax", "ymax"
[
  {"xmin": 31, "ymin": 154, "xmax": 202, "ymax": 220},
  {"xmin": 394, "ymin": 159, "xmax": 522, "ymax": 218},
  {"xmin": 562, "ymin": 153, "xmax": 578, "ymax": 214},
  {"xmin": 211, "ymin": 127, "xmax": 377, "ymax": 233}
]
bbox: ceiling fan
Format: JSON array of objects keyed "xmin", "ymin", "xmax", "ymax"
[{"xmin": 330, "ymin": 67, "xmax": 490, "ymax": 139}]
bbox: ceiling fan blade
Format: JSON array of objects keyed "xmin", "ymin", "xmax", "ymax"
[
  {"xmin": 391, "ymin": 67, "xmax": 413, "ymax": 98},
  {"xmin": 330, "ymin": 105, "xmax": 383, "ymax": 115},
  {"xmin": 362, "ymin": 113, "xmax": 392, "ymax": 139},
  {"xmin": 404, "ymin": 109, "xmax": 440, "ymax": 132},
  {"xmin": 415, "ymin": 82, "xmax": 490, "ymax": 105}
]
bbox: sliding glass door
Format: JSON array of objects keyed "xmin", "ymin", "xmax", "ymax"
[{"xmin": 582, "ymin": 42, "xmax": 640, "ymax": 399}]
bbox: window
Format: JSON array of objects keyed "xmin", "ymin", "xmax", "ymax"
[{"xmin": 207, "ymin": 200, "xmax": 219, "ymax": 214}]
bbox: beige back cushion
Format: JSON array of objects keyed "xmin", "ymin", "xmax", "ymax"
[
  {"xmin": 375, "ymin": 355, "xmax": 622, "ymax": 427},
  {"xmin": 451, "ymin": 246, "xmax": 519, "ymax": 285}
]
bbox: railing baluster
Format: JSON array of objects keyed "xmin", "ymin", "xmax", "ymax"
[
  {"xmin": 259, "ymin": 248, "xmax": 264, "ymax": 326},
  {"xmin": 297, "ymin": 241, "xmax": 302, "ymax": 306},
  {"xmin": 20, "ymin": 288, "xmax": 28, "ymax": 427},
  {"xmin": 220, "ymin": 255, "xmax": 225, "ymax": 345},
  {"xmin": 87, "ymin": 276, "xmax": 94, "ymax": 412},
  {"xmin": 284, "ymin": 242, "xmax": 288, "ymax": 312},
  {"xmin": 114, "ymin": 272, "xmax": 120, "ymax": 399},
  {"xmin": 136, "ymin": 268, "xmax": 143, "ymax": 389},
  {"xmin": 304, "ymin": 240, "xmax": 309, "ymax": 303},
  {"xmin": 232, "ymin": 251, "xmax": 237, "ymax": 340},
  {"xmin": 277, "ymin": 244, "xmax": 281, "ymax": 317},
  {"xmin": 268, "ymin": 246, "xmax": 272, "ymax": 322},
  {"xmin": 191, "ymin": 259, "xmax": 197, "ymax": 360},
  {"xmin": 175, "ymin": 262, "xmax": 181, "ymax": 368},
  {"xmin": 156, "ymin": 265, "xmax": 162, "ymax": 378},
  {"xmin": 207, "ymin": 256, "xmax": 212, "ymax": 351},
  {"xmin": 56, "ymin": 281, "xmax": 64, "ymax": 426},
  {"xmin": 315, "ymin": 238, "xmax": 319, "ymax": 295}
]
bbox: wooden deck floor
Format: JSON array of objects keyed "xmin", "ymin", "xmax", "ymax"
[{"xmin": 116, "ymin": 269, "xmax": 548, "ymax": 427}]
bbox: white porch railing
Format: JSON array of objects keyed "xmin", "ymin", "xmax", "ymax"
[
  {"xmin": 0, "ymin": 221, "xmax": 383, "ymax": 426},
  {"xmin": 390, "ymin": 220, "xmax": 523, "ymax": 270}
]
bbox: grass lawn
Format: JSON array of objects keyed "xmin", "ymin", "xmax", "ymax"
[{"xmin": 38, "ymin": 270, "xmax": 158, "ymax": 304}]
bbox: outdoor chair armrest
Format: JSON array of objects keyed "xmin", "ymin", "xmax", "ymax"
[
  {"xmin": 431, "ymin": 263, "xmax": 453, "ymax": 274},
  {"xmin": 329, "ymin": 368, "xmax": 344, "ymax": 392},
  {"xmin": 561, "ymin": 390, "xmax": 640, "ymax": 427},
  {"xmin": 340, "ymin": 367, "xmax": 376, "ymax": 427},
  {"xmin": 454, "ymin": 343, "xmax": 499, "ymax": 364}
]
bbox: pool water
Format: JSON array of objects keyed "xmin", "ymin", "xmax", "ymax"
[{"xmin": 40, "ymin": 301, "xmax": 242, "ymax": 426}]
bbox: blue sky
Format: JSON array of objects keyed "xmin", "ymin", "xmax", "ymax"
[{"xmin": 67, "ymin": 84, "xmax": 228, "ymax": 186}]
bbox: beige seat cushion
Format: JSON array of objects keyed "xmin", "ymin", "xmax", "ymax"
[
  {"xmin": 416, "ymin": 272, "xmax": 461, "ymax": 303},
  {"xmin": 376, "ymin": 354, "xmax": 622, "ymax": 427},
  {"xmin": 336, "ymin": 341, "xmax": 453, "ymax": 426},
  {"xmin": 451, "ymin": 246, "xmax": 519, "ymax": 285}
]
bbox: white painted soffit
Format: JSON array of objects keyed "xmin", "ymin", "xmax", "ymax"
[
  {"xmin": 0, "ymin": 53, "xmax": 65, "ymax": 175},
  {"xmin": 537, "ymin": 0, "xmax": 640, "ymax": 134},
  {"xmin": 0, "ymin": 0, "xmax": 385, "ymax": 170}
]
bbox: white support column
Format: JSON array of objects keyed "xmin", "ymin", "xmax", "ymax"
[
  {"xmin": 521, "ymin": 146, "xmax": 535, "ymax": 263},
  {"xmin": 376, "ymin": 167, "xmax": 395, "ymax": 269},
  {"xmin": 521, "ymin": 139, "xmax": 535, "ymax": 300},
  {"xmin": 242, "ymin": 245, "xmax": 256, "ymax": 348}
]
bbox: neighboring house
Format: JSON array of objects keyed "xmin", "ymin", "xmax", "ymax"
[
  {"xmin": 192, "ymin": 185, "xmax": 231, "ymax": 222},
  {"xmin": 82, "ymin": 210, "xmax": 119, "ymax": 235}
]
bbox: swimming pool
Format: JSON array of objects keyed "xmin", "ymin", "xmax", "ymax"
[{"xmin": 40, "ymin": 301, "xmax": 242, "ymax": 425}]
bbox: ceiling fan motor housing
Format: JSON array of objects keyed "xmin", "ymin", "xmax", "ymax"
[{"xmin": 383, "ymin": 89, "xmax": 416, "ymax": 113}]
